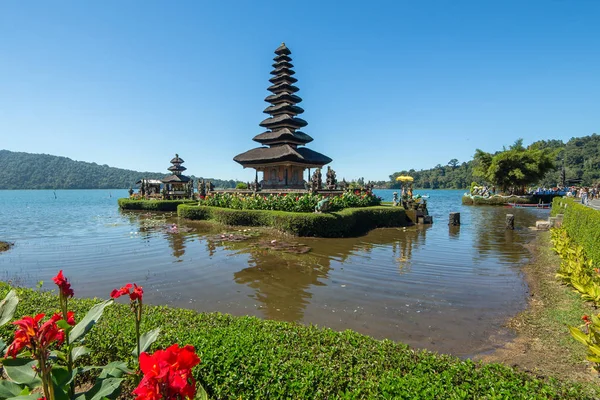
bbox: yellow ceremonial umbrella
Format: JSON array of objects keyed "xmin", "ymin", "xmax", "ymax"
[{"xmin": 395, "ymin": 175, "xmax": 414, "ymax": 183}]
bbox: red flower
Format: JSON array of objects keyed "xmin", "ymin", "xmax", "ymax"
[
  {"xmin": 111, "ymin": 283, "xmax": 143, "ymax": 302},
  {"xmin": 111, "ymin": 283, "xmax": 133, "ymax": 299},
  {"xmin": 66, "ymin": 311, "xmax": 76, "ymax": 326},
  {"xmin": 7, "ymin": 313, "xmax": 65, "ymax": 358},
  {"xmin": 134, "ymin": 344, "xmax": 200, "ymax": 400},
  {"xmin": 52, "ymin": 270, "xmax": 74, "ymax": 298},
  {"xmin": 583, "ymin": 315, "xmax": 592, "ymax": 326},
  {"xmin": 130, "ymin": 284, "xmax": 144, "ymax": 302}
]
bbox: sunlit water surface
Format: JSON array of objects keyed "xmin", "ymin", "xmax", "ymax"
[{"xmin": 0, "ymin": 189, "xmax": 550, "ymax": 357}]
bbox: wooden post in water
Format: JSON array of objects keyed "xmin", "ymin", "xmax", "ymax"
[
  {"xmin": 506, "ymin": 214, "xmax": 515, "ymax": 230},
  {"xmin": 449, "ymin": 212, "xmax": 460, "ymax": 226}
]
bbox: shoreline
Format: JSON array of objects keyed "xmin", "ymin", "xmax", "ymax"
[{"xmin": 475, "ymin": 231, "xmax": 599, "ymax": 392}]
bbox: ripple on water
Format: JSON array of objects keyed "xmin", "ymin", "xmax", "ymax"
[{"xmin": 0, "ymin": 189, "xmax": 547, "ymax": 356}]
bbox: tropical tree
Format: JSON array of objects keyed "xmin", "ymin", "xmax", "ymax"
[{"xmin": 472, "ymin": 139, "xmax": 556, "ymax": 194}]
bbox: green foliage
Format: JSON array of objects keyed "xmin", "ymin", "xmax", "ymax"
[
  {"xmin": 389, "ymin": 134, "xmax": 600, "ymax": 189},
  {"xmin": 0, "ymin": 284, "xmax": 592, "ymax": 399},
  {"xmin": 0, "ymin": 150, "xmax": 241, "ymax": 190},
  {"xmin": 235, "ymin": 182, "xmax": 248, "ymax": 189},
  {"xmin": 178, "ymin": 205, "xmax": 407, "ymax": 237},
  {"xmin": 390, "ymin": 160, "xmax": 473, "ymax": 190},
  {"xmin": 117, "ymin": 198, "xmax": 196, "ymax": 211},
  {"xmin": 0, "ymin": 289, "xmax": 125, "ymax": 400},
  {"xmin": 550, "ymin": 226, "xmax": 600, "ymax": 371},
  {"xmin": 199, "ymin": 191, "xmax": 381, "ymax": 213},
  {"xmin": 552, "ymin": 197, "xmax": 600, "ymax": 265},
  {"xmin": 462, "ymin": 195, "xmax": 533, "ymax": 206},
  {"xmin": 473, "ymin": 139, "xmax": 556, "ymax": 193}
]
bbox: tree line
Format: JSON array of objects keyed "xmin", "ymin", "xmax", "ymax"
[
  {"xmin": 0, "ymin": 150, "xmax": 239, "ymax": 190},
  {"xmin": 389, "ymin": 133, "xmax": 600, "ymax": 190}
]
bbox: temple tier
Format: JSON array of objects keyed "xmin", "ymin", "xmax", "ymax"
[{"xmin": 233, "ymin": 43, "xmax": 332, "ymax": 189}]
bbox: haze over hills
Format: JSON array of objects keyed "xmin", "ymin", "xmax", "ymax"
[{"xmin": 0, "ymin": 150, "xmax": 238, "ymax": 190}]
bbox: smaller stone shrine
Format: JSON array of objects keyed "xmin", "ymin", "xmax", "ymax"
[{"xmin": 162, "ymin": 154, "xmax": 194, "ymax": 199}]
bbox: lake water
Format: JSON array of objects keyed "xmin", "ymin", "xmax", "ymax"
[{"xmin": 0, "ymin": 189, "xmax": 550, "ymax": 357}]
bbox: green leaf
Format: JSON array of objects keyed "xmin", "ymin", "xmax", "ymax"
[
  {"xmin": 73, "ymin": 377, "xmax": 124, "ymax": 400},
  {"xmin": 133, "ymin": 327, "xmax": 161, "ymax": 357},
  {"xmin": 71, "ymin": 345, "xmax": 91, "ymax": 362},
  {"xmin": 51, "ymin": 365, "xmax": 76, "ymax": 387},
  {"xmin": 569, "ymin": 326, "xmax": 589, "ymax": 345},
  {"xmin": 6, "ymin": 395, "xmax": 43, "ymax": 400},
  {"xmin": 586, "ymin": 354, "xmax": 600, "ymax": 363},
  {"xmin": 69, "ymin": 299, "xmax": 113, "ymax": 343},
  {"xmin": 0, "ymin": 381, "xmax": 26, "ymax": 398},
  {"xmin": 51, "ymin": 379, "xmax": 70, "ymax": 400},
  {"xmin": 98, "ymin": 361, "xmax": 134, "ymax": 379},
  {"xmin": 0, "ymin": 290, "xmax": 19, "ymax": 326},
  {"xmin": 0, "ymin": 338, "xmax": 6, "ymax": 355},
  {"xmin": 588, "ymin": 344, "xmax": 600, "ymax": 357},
  {"xmin": 56, "ymin": 319, "xmax": 71, "ymax": 331},
  {"xmin": 3, "ymin": 358, "xmax": 42, "ymax": 388},
  {"xmin": 195, "ymin": 383, "xmax": 209, "ymax": 400}
]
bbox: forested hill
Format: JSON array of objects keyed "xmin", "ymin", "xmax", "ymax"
[
  {"xmin": 388, "ymin": 133, "xmax": 600, "ymax": 189},
  {"xmin": 0, "ymin": 150, "xmax": 238, "ymax": 189}
]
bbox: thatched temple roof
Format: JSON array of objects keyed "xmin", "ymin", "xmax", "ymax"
[{"xmin": 234, "ymin": 43, "xmax": 331, "ymax": 169}]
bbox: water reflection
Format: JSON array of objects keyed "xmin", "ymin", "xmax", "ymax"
[
  {"xmin": 166, "ymin": 233, "xmax": 187, "ymax": 259},
  {"xmin": 471, "ymin": 207, "xmax": 540, "ymax": 264},
  {"xmin": 0, "ymin": 190, "xmax": 550, "ymax": 357},
  {"xmin": 448, "ymin": 225, "xmax": 460, "ymax": 240},
  {"xmin": 234, "ymin": 252, "xmax": 328, "ymax": 321}
]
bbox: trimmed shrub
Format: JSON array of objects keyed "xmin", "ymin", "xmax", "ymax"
[
  {"xmin": 178, "ymin": 205, "xmax": 408, "ymax": 237},
  {"xmin": 118, "ymin": 198, "xmax": 196, "ymax": 211},
  {"xmin": 0, "ymin": 284, "xmax": 593, "ymax": 399},
  {"xmin": 462, "ymin": 195, "xmax": 533, "ymax": 206},
  {"xmin": 552, "ymin": 197, "xmax": 600, "ymax": 264},
  {"xmin": 200, "ymin": 191, "xmax": 381, "ymax": 213}
]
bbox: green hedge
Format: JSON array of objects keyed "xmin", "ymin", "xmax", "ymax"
[
  {"xmin": 552, "ymin": 197, "xmax": 600, "ymax": 264},
  {"xmin": 462, "ymin": 195, "xmax": 533, "ymax": 206},
  {"xmin": 0, "ymin": 284, "xmax": 592, "ymax": 399},
  {"xmin": 178, "ymin": 205, "xmax": 408, "ymax": 237},
  {"xmin": 118, "ymin": 198, "xmax": 197, "ymax": 211}
]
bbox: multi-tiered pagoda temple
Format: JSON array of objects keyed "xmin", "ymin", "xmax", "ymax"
[
  {"xmin": 234, "ymin": 43, "xmax": 332, "ymax": 189},
  {"xmin": 161, "ymin": 154, "xmax": 192, "ymax": 199}
]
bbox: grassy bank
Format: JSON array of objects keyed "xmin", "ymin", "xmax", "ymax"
[
  {"xmin": 478, "ymin": 231, "xmax": 599, "ymax": 393},
  {"xmin": 0, "ymin": 283, "xmax": 593, "ymax": 399},
  {"xmin": 178, "ymin": 205, "xmax": 409, "ymax": 237},
  {"xmin": 118, "ymin": 198, "xmax": 197, "ymax": 211}
]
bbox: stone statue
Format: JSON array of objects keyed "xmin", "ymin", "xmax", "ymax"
[
  {"xmin": 140, "ymin": 180, "xmax": 146, "ymax": 197},
  {"xmin": 128, "ymin": 187, "xmax": 134, "ymax": 197},
  {"xmin": 315, "ymin": 197, "xmax": 330, "ymax": 213},
  {"xmin": 199, "ymin": 179, "xmax": 206, "ymax": 198},
  {"xmin": 392, "ymin": 192, "xmax": 398, "ymax": 207},
  {"xmin": 326, "ymin": 166, "xmax": 337, "ymax": 189},
  {"xmin": 208, "ymin": 181, "xmax": 214, "ymax": 192},
  {"xmin": 254, "ymin": 173, "xmax": 260, "ymax": 191},
  {"xmin": 340, "ymin": 178, "xmax": 348, "ymax": 190},
  {"xmin": 311, "ymin": 168, "xmax": 323, "ymax": 191}
]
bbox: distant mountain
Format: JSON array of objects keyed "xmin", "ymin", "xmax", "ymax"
[{"xmin": 0, "ymin": 150, "xmax": 238, "ymax": 189}]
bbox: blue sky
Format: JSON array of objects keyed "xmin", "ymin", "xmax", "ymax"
[{"xmin": 1, "ymin": 1, "xmax": 598, "ymax": 182}]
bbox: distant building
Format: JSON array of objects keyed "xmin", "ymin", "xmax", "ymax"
[
  {"xmin": 161, "ymin": 154, "xmax": 193, "ymax": 199},
  {"xmin": 234, "ymin": 43, "xmax": 331, "ymax": 189}
]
